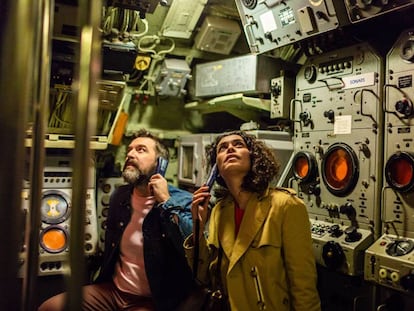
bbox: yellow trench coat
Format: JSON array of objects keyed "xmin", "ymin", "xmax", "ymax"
[{"xmin": 184, "ymin": 187, "xmax": 321, "ymax": 311}]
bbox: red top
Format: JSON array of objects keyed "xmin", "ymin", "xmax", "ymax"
[{"xmin": 234, "ymin": 202, "xmax": 245, "ymax": 235}]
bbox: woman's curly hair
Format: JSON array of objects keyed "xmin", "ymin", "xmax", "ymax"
[{"xmin": 206, "ymin": 131, "xmax": 280, "ymax": 197}]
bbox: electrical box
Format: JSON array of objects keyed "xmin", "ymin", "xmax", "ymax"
[
  {"xmin": 270, "ymin": 75, "xmax": 295, "ymax": 119},
  {"xmin": 161, "ymin": 0, "xmax": 207, "ymax": 39},
  {"xmin": 195, "ymin": 54, "xmax": 293, "ymax": 98},
  {"xmin": 155, "ymin": 59, "xmax": 191, "ymax": 97},
  {"xmin": 194, "ymin": 15, "xmax": 241, "ymax": 55},
  {"xmin": 53, "ymin": 3, "xmax": 79, "ymax": 40},
  {"xmin": 234, "ymin": 0, "xmax": 346, "ymax": 54}
]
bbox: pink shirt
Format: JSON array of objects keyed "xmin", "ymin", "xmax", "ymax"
[{"xmin": 113, "ymin": 190, "xmax": 155, "ymax": 296}]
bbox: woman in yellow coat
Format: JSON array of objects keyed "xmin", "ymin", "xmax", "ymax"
[{"xmin": 184, "ymin": 130, "xmax": 321, "ymax": 311}]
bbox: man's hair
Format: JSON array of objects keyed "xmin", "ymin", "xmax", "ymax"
[
  {"xmin": 206, "ymin": 130, "xmax": 280, "ymax": 196},
  {"xmin": 132, "ymin": 129, "xmax": 169, "ymax": 160}
]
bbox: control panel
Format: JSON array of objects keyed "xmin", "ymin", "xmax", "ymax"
[
  {"xmin": 365, "ymin": 234, "xmax": 414, "ymax": 292},
  {"xmin": 311, "ymin": 218, "xmax": 373, "ymax": 276},
  {"xmin": 234, "ymin": 0, "xmax": 344, "ymax": 54}
]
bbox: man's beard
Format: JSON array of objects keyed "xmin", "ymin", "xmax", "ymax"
[{"xmin": 122, "ymin": 166, "xmax": 149, "ymax": 186}]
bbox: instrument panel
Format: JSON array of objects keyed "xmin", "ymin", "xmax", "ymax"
[{"xmin": 234, "ymin": 0, "xmax": 345, "ymax": 54}]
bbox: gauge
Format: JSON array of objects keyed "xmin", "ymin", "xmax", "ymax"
[
  {"xmin": 304, "ymin": 65, "xmax": 317, "ymax": 83},
  {"xmin": 385, "ymin": 151, "xmax": 414, "ymax": 193},
  {"xmin": 40, "ymin": 226, "xmax": 69, "ymax": 253},
  {"xmin": 321, "ymin": 143, "xmax": 359, "ymax": 196},
  {"xmin": 400, "ymin": 37, "xmax": 414, "ymax": 62},
  {"xmin": 41, "ymin": 190, "xmax": 71, "ymax": 224},
  {"xmin": 241, "ymin": 0, "xmax": 257, "ymax": 10},
  {"xmin": 386, "ymin": 239, "xmax": 414, "ymax": 257},
  {"xmin": 292, "ymin": 151, "xmax": 318, "ymax": 182}
]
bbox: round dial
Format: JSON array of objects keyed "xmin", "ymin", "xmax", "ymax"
[
  {"xmin": 41, "ymin": 190, "xmax": 71, "ymax": 224},
  {"xmin": 242, "ymin": 0, "xmax": 257, "ymax": 9},
  {"xmin": 304, "ymin": 65, "xmax": 317, "ymax": 83},
  {"xmin": 386, "ymin": 239, "xmax": 414, "ymax": 257}
]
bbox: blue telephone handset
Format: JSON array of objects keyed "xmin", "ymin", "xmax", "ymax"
[
  {"xmin": 155, "ymin": 157, "xmax": 169, "ymax": 177},
  {"xmin": 205, "ymin": 163, "xmax": 218, "ymax": 191}
]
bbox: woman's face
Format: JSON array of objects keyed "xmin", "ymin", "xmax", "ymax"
[{"xmin": 215, "ymin": 134, "xmax": 251, "ymax": 179}]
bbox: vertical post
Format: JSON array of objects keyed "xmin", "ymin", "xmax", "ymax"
[
  {"xmin": 66, "ymin": 1, "xmax": 101, "ymax": 310},
  {"xmin": 23, "ymin": 0, "xmax": 52, "ymax": 309},
  {"xmin": 0, "ymin": 0, "xmax": 38, "ymax": 310}
]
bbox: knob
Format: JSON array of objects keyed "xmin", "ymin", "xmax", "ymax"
[
  {"xmin": 390, "ymin": 271, "xmax": 400, "ymax": 282},
  {"xmin": 329, "ymin": 224, "xmax": 343, "ymax": 238},
  {"xmin": 344, "ymin": 226, "xmax": 362, "ymax": 242},
  {"xmin": 395, "ymin": 98, "xmax": 414, "ymax": 117},
  {"xmin": 322, "ymin": 241, "xmax": 345, "ymax": 270},
  {"xmin": 379, "ymin": 268, "xmax": 388, "ymax": 279},
  {"xmin": 324, "ymin": 109, "xmax": 335, "ymax": 121},
  {"xmin": 401, "ymin": 273, "xmax": 414, "ymax": 291},
  {"xmin": 309, "ymin": 184, "xmax": 321, "ymax": 196},
  {"xmin": 271, "ymin": 82, "xmax": 282, "ymax": 97},
  {"xmin": 340, "ymin": 202, "xmax": 356, "ymax": 218}
]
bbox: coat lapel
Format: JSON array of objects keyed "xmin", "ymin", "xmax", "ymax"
[
  {"xmin": 217, "ymin": 197, "xmax": 236, "ymax": 261},
  {"xmin": 227, "ymin": 190, "xmax": 272, "ymax": 272}
]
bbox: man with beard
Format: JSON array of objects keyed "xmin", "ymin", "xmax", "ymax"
[{"xmin": 39, "ymin": 129, "xmax": 194, "ymax": 311}]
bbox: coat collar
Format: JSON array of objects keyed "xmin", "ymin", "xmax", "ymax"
[{"xmin": 217, "ymin": 188, "xmax": 272, "ymax": 272}]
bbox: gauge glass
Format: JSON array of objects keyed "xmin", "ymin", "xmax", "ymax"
[
  {"xmin": 322, "ymin": 143, "xmax": 358, "ymax": 196},
  {"xmin": 41, "ymin": 192, "xmax": 70, "ymax": 224},
  {"xmin": 386, "ymin": 239, "xmax": 414, "ymax": 257},
  {"xmin": 40, "ymin": 227, "xmax": 68, "ymax": 253},
  {"xmin": 294, "ymin": 156, "xmax": 310, "ymax": 179},
  {"xmin": 325, "ymin": 149, "xmax": 351, "ymax": 187},
  {"xmin": 385, "ymin": 152, "xmax": 414, "ymax": 192},
  {"xmin": 388, "ymin": 158, "xmax": 413, "ymax": 187}
]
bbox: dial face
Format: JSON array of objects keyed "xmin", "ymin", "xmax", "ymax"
[
  {"xmin": 242, "ymin": 0, "xmax": 257, "ymax": 10},
  {"xmin": 40, "ymin": 226, "xmax": 68, "ymax": 253},
  {"xmin": 41, "ymin": 191, "xmax": 71, "ymax": 224},
  {"xmin": 386, "ymin": 239, "xmax": 414, "ymax": 257},
  {"xmin": 304, "ymin": 65, "xmax": 317, "ymax": 82}
]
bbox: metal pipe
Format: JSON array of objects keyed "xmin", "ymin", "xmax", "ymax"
[
  {"xmin": 66, "ymin": 1, "xmax": 101, "ymax": 310},
  {"xmin": 0, "ymin": 0, "xmax": 37, "ymax": 310},
  {"xmin": 23, "ymin": 0, "xmax": 52, "ymax": 309}
]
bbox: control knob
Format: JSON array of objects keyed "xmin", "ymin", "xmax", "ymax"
[
  {"xmin": 322, "ymin": 241, "xmax": 345, "ymax": 270},
  {"xmin": 395, "ymin": 98, "xmax": 413, "ymax": 117},
  {"xmin": 309, "ymin": 183, "xmax": 321, "ymax": 196},
  {"xmin": 271, "ymin": 81, "xmax": 282, "ymax": 98},
  {"xmin": 344, "ymin": 225, "xmax": 362, "ymax": 242},
  {"xmin": 324, "ymin": 109, "xmax": 335, "ymax": 122},
  {"xmin": 329, "ymin": 224, "xmax": 343, "ymax": 238}
]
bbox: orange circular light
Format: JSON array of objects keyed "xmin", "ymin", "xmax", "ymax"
[
  {"xmin": 40, "ymin": 227, "xmax": 68, "ymax": 253},
  {"xmin": 292, "ymin": 151, "xmax": 317, "ymax": 182},
  {"xmin": 326, "ymin": 149, "xmax": 350, "ymax": 183},
  {"xmin": 389, "ymin": 158, "xmax": 412, "ymax": 186},
  {"xmin": 385, "ymin": 152, "xmax": 414, "ymax": 192},
  {"xmin": 295, "ymin": 156, "xmax": 309, "ymax": 178},
  {"xmin": 322, "ymin": 143, "xmax": 358, "ymax": 196}
]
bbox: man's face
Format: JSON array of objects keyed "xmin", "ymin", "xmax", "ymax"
[{"xmin": 122, "ymin": 137, "xmax": 158, "ymax": 185}]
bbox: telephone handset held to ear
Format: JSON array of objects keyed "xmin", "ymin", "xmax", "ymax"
[
  {"xmin": 194, "ymin": 163, "xmax": 218, "ymax": 277},
  {"xmin": 155, "ymin": 157, "xmax": 169, "ymax": 177},
  {"xmin": 205, "ymin": 163, "xmax": 218, "ymax": 191}
]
